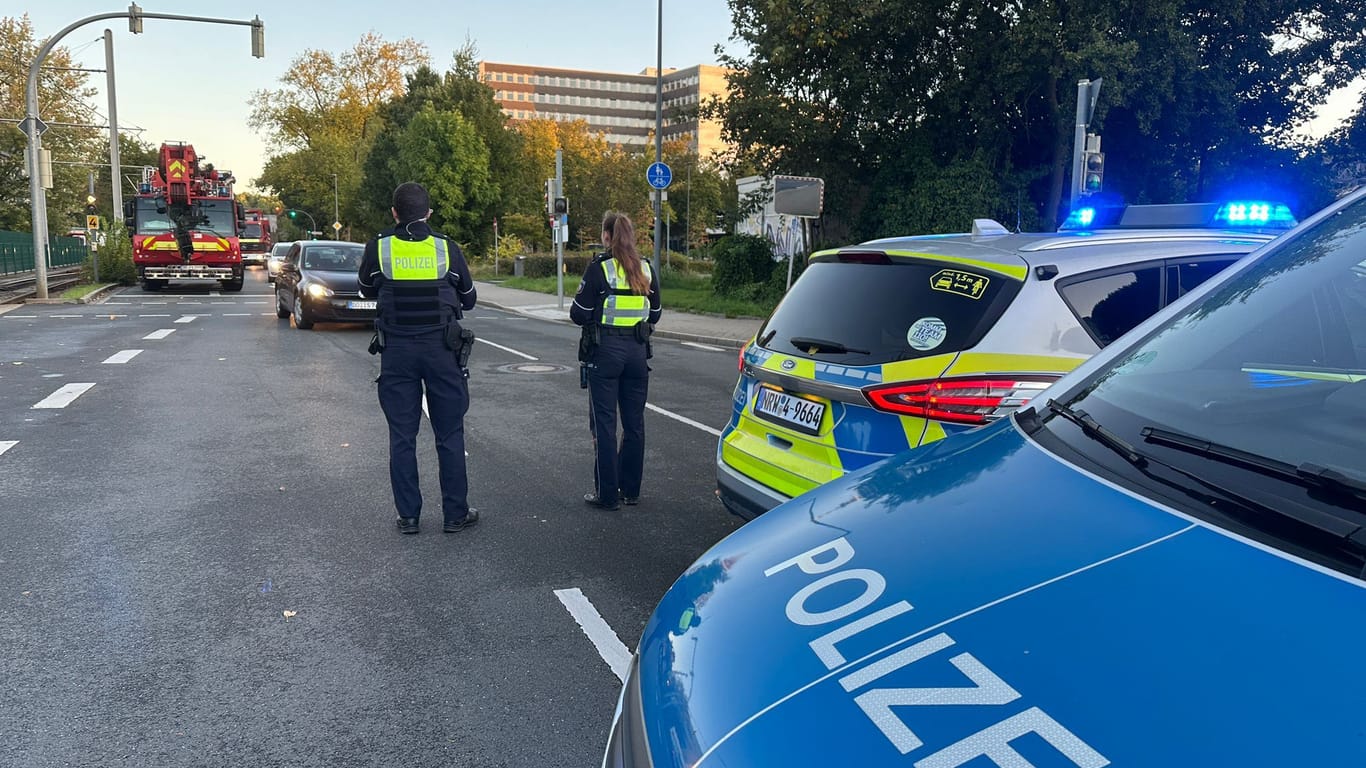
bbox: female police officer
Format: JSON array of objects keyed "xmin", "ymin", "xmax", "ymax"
[{"xmin": 570, "ymin": 211, "xmax": 662, "ymax": 511}]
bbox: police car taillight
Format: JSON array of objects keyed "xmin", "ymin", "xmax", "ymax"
[{"xmin": 864, "ymin": 377, "xmax": 1056, "ymax": 424}]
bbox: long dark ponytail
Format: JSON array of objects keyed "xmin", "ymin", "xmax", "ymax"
[{"xmin": 602, "ymin": 211, "xmax": 650, "ymax": 296}]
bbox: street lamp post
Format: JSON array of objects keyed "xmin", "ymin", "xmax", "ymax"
[
  {"xmin": 331, "ymin": 173, "xmax": 339, "ymax": 239},
  {"xmin": 24, "ymin": 4, "xmax": 265, "ymax": 299}
]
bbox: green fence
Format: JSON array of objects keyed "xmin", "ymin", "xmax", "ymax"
[{"xmin": 0, "ymin": 230, "xmax": 88, "ymax": 275}]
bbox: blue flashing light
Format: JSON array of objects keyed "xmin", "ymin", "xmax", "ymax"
[
  {"xmin": 1061, "ymin": 207, "xmax": 1098, "ymax": 230},
  {"xmin": 1214, "ymin": 201, "xmax": 1297, "ymax": 230}
]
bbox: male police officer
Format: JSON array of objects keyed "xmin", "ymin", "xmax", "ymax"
[{"xmin": 358, "ymin": 182, "xmax": 479, "ymax": 535}]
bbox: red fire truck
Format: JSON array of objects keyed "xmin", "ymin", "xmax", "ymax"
[
  {"xmin": 239, "ymin": 208, "xmax": 274, "ymax": 267},
  {"xmin": 124, "ymin": 142, "xmax": 244, "ymax": 291}
]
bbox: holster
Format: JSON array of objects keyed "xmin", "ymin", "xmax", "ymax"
[
  {"xmin": 635, "ymin": 322, "xmax": 654, "ymax": 359},
  {"xmin": 578, "ymin": 324, "xmax": 600, "ymax": 363},
  {"xmin": 444, "ymin": 321, "xmax": 475, "ymax": 378},
  {"xmin": 368, "ymin": 328, "xmax": 386, "ymax": 355}
]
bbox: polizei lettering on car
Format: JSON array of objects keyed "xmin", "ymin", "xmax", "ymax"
[{"xmin": 763, "ymin": 536, "xmax": 1108, "ymax": 767}]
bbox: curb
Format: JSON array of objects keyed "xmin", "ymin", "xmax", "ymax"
[
  {"xmin": 478, "ymin": 298, "xmax": 751, "ymax": 350},
  {"xmin": 77, "ymin": 283, "xmax": 120, "ymax": 304}
]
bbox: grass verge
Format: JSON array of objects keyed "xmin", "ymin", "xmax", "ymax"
[{"xmin": 60, "ymin": 283, "xmax": 106, "ymax": 301}]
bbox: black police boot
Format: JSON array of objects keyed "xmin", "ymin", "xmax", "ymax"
[
  {"xmin": 584, "ymin": 492, "xmax": 620, "ymax": 511},
  {"xmin": 443, "ymin": 508, "xmax": 480, "ymax": 533},
  {"xmin": 396, "ymin": 517, "xmax": 420, "ymax": 535}
]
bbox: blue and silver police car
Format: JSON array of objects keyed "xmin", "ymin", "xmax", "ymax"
[
  {"xmin": 717, "ymin": 201, "xmax": 1299, "ymax": 520},
  {"xmin": 606, "ymin": 187, "xmax": 1366, "ymax": 766}
]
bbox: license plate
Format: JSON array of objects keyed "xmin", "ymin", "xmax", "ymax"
[
  {"xmin": 753, "ymin": 386, "xmax": 826, "ymax": 435},
  {"xmin": 347, "ymin": 300, "xmax": 376, "ymax": 310}
]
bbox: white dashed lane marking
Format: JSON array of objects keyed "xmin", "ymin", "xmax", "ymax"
[
  {"xmin": 143, "ymin": 329, "xmax": 176, "ymax": 340},
  {"xmin": 475, "ymin": 338, "xmax": 537, "ymax": 361},
  {"xmin": 174, "ymin": 315, "xmax": 200, "ymax": 324},
  {"xmin": 102, "ymin": 350, "xmax": 143, "ymax": 364},
  {"xmin": 139, "ymin": 314, "xmax": 171, "ymax": 318},
  {"xmin": 554, "ymin": 588, "xmax": 631, "ymax": 683},
  {"xmin": 682, "ymin": 341, "xmax": 726, "ymax": 352},
  {"xmin": 32, "ymin": 383, "xmax": 95, "ymax": 409},
  {"xmin": 0, "ymin": 441, "xmax": 17, "ymax": 457},
  {"xmin": 646, "ymin": 403, "xmax": 723, "ymax": 437}
]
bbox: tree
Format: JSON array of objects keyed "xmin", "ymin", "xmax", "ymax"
[
  {"xmin": 382, "ymin": 104, "xmax": 496, "ymax": 245},
  {"xmin": 250, "ymin": 32, "xmax": 429, "ymax": 241},
  {"xmin": 359, "ymin": 44, "xmax": 524, "ymax": 248},
  {"xmin": 714, "ymin": 0, "xmax": 1366, "ymax": 239},
  {"xmin": 0, "ymin": 15, "xmax": 101, "ymax": 232}
]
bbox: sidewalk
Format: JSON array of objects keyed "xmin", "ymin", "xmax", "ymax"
[{"xmin": 475, "ymin": 280, "xmax": 763, "ymax": 349}]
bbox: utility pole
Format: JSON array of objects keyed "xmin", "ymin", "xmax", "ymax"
[
  {"xmin": 652, "ymin": 0, "xmax": 663, "ymax": 265},
  {"xmin": 104, "ymin": 29, "xmax": 123, "ymax": 219},
  {"xmin": 555, "ymin": 148, "xmax": 565, "ymax": 311},
  {"xmin": 493, "ymin": 217, "xmax": 499, "ymax": 277},
  {"xmin": 685, "ymin": 159, "xmax": 691, "ymax": 260}
]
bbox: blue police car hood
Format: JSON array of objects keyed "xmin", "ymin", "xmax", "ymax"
[{"xmin": 639, "ymin": 420, "xmax": 1366, "ymax": 767}]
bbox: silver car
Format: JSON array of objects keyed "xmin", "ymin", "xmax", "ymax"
[{"xmin": 266, "ymin": 241, "xmax": 295, "ymax": 284}]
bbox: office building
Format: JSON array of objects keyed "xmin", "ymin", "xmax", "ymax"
[{"xmin": 478, "ymin": 61, "xmax": 732, "ymax": 159}]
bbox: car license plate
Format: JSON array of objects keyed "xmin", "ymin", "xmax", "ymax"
[
  {"xmin": 753, "ymin": 386, "xmax": 825, "ymax": 435},
  {"xmin": 347, "ymin": 300, "xmax": 376, "ymax": 310}
]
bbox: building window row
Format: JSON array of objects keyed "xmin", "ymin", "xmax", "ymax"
[
  {"xmin": 486, "ymin": 71, "xmax": 658, "ymax": 93},
  {"xmin": 495, "ymin": 91, "xmax": 661, "ymax": 111}
]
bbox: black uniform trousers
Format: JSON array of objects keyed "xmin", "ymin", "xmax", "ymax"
[
  {"xmin": 588, "ymin": 333, "xmax": 649, "ymax": 507},
  {"xmin": 378, "ymin": 330, "xmax": 470, "ymax": 522}
]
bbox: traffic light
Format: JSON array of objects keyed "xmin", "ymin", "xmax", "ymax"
[
  {"xmin": 287, "ymin": 210, "xmax": 297, "ymax": 220},
  {"xmin": 553, "ymin": 197, "xmax": 568, "ymax": 216},
  {"xmin": 1083, "ymin": 150, "xmax": 1104, "ymax": 194},
  {"xmin": 84, "ymin": 195, "xmax": 98, "ymax": 216}
]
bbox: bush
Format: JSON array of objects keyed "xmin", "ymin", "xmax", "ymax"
[
  {"xmin": 709, "ymin": 234, "xmax": 777, "ymax": 296},
  {"xmin": 84, "ymin": 221, "xmax": 137, "ymax": 285},
  {"xmin": 518, "ymin": 252, "xmax": 596, "ymax": 279}
]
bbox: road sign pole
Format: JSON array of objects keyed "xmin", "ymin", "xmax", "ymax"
[
  {"xmin": 555, "ymin": 149, "xmax": 564, "ymax": 312},
  {"xmin": 653, "ymin": 0, "xmax": 663, "ymax": 266},
  {"xmin": 105, "ymin": 29, "xmax": 123, "ymax": 220}
]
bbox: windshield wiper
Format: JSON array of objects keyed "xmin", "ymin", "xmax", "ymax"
[
  {"xmin": 1142, "ymin": 426, "xmax": 1366, "ymax": 506},
  {"xmin": 789, "ymin": 336, "xmax": 870, "ymax": 355},
  {"xmin": 1039, "ymin": 402, "xmax": 1366, "ymax": 570},
  {"xmin": 1045, "ymin": 400, "xmax": 1147, "ymax": 466}
]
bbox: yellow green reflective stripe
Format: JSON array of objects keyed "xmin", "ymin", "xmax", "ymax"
[
  {"xmin": 879, "ymin": 250, "xmax": 1028, "ymax": 280},
  {"xmin": 946, "ymin": 351, "xmax": 1085, "ymax": 376}
]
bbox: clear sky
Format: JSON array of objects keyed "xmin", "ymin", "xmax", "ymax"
[
  {"xmin": 21, "ymin": 2, "xmax": 1362, "ymax": 194},
  {"xmin": 23, "ymin": 0, "xmax": 741, "ymax": 191}
]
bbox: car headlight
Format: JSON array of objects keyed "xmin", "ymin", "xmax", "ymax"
[{"xmin": 307, "ymin": 283, "xmax": 333, "ymax": 299}]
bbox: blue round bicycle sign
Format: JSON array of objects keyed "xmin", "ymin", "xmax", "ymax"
[{"xmin": 647, "ymin": 162, "xmax": 673, "ymax": 190}]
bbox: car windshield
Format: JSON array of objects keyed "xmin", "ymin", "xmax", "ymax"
[
  {"xmin": 303, "ymin": 245, "xmax": 363, "ymax": 271},
  {"xmin": 756, "ymin": 258, "xmax": 1022, "ymax": 365},
  {"xmin": 243, "ymin": 223, "xmax": 263, "ymax": 238},
  {"xmin": 1062, "ymin": 196, "xmax": 1366, "ymax": 480},
  {"xmin": 271, "ymin": 244, "xmax": 292, "ymax": 258}
]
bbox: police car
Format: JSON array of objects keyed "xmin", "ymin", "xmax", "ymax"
[
  {"xmin": 605, "ymin": 187, "xmax": 1366, "ymax": 766},
  {"xmin": 717, "ymin": 201, "xmax": 1299, "ymax": 519}
]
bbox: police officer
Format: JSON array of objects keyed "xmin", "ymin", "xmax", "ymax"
[
  {"xmin": 571, "ymin": 211, "xmax": 662, "ymax": 511},
  {"xmin": 358, "ymin": 182, "xmax": 479, "ymax": 534}
]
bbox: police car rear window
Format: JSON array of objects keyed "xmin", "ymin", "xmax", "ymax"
[{"xmin": 757, "ymin": 260, "xmax": 1021, "ymax": 365}]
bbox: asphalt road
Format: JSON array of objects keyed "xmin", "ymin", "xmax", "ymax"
[{"xmin": 0, "ymin": 267, "xmax": 743, "ymax": 767}]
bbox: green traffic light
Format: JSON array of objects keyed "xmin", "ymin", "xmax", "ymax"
[{"xmin": 288, "ymin": 210, "xmax": 297, "ymax": 219}]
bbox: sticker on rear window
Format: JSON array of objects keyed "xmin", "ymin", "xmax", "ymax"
[
  {"xmin": 931, "ymin": 269, "xmax": 990, "ymax": 299},
  {"xmin": 907, "ymin": 317, "xmax": 948, "ymax": 351}
]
